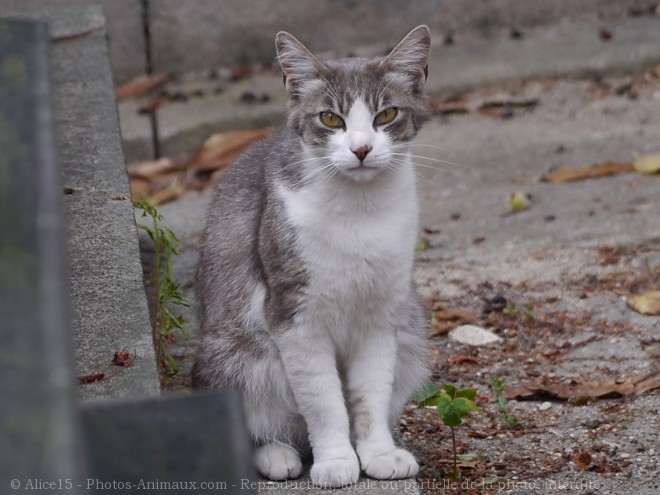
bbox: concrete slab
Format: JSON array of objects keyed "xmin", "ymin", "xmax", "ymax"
[
  {"xmin": 0, "ymin": 0, "xmax": 147, "ymax": 83},
  {"xmin": 119, "ymin": 15, "xmax": 660, "ymax": 163},
  {"xmin": 147, "ymin": 0, "xmax": 644, "ymax": 74},
  {"xmin": 44, "ymin": 6, "xmax": 159, "ymax": 400}
]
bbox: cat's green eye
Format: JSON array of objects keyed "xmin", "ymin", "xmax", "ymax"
[
  {"xmin": 320, "ymin": 112, "xmax": 344, "ymax": 128},
  {"xmin": 375, "ymin": 107, "xmax": 398, "ymax": 125}
]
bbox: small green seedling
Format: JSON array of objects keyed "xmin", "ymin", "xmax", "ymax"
[
  {"xmin": 134, "ymin": 196, "xmax": 190, "ymax": 375},
  {"xmin": 413, "ymin": 383, "xmax": 480, "ymax": 479},
  {"xmin": 490, "ymin": 376, "xmax": 518, "ymax": 426}
]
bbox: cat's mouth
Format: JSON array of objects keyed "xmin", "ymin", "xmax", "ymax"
[{"xmin": 346, "ymin": 163, "xmax": 379, "ymax": 170}]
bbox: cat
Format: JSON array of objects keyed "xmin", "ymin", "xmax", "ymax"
[{"xmin": 193, "ymin": 25, "xmax": 431, "ymax": 488}]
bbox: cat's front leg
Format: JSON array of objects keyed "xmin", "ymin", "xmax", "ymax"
[
  {"xmin": 274, "ymin": 328, "xmax": 360, "ymax": 488},
  {"xmin": 348, "ymin": 329, "xmax": 419, "ymax": 480}
]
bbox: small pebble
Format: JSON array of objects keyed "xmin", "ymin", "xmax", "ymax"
[
  {"xmin": 539, "ymin": 401, "xmax": 552, "ymax": 411},
  {"xmin": 619, "ymin": 452, "xmax": 630, "ymax": 459}
]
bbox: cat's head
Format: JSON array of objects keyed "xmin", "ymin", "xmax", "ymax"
[{"xmin": 275, "ymin": 26, "xmax": 431, "ymax": 182}]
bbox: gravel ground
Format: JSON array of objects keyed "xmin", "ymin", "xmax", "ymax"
[{"xmin": 144, "ymin": 68, "xmax": 660, "ymax": 494}]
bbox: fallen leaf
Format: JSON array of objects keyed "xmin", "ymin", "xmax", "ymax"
[
  {"xmin": 150, "ymin": 184, "xmax": 186, "ymax": 206},
  {"xmin": 416, "ymin": 236, "xmax": 430, "ymax": 252},
  {"xmin": 434, "ymin": 308, "xmax": 477, "ymax": 322},
  {"xmin": 430, "ymin": 308, "xmax": 477, "ymax": 336},
  {"xmin": 478, "ymin": 98, "xmax": 538, "ymax": 110},
  {"xmin": 112, "ymin": 349, "xmax": 134, "ymax": 368},
  {"xmin": 78, "ymin": 369, "xmax": 105, "ymax": 384},
  {"xmin": 435, "ymin": 458, "xmax": 478, "ymax": 469},
  {"xmin": 187, "ymin": 128, "xmax": 271, "ymax": 173},
  {"xmin": 477, "ymin": 98, "xmax": 538, "ymax": 118},
  {"xmin": 431, "ymin": 99, "xmax": 470, "ymax": 115},
  {"xmin": 574, "ymin": 451, "xmax": 594, "ymax": 470},
  {"xmin": 115, "ymin": 73, "xmax": 171, "ymax": 100},
  {"xmin": 507, "ymin": 191, "xmax": 531, "ymax": 212},
  {"xmin": 129, "ymin": 177, "xmax": 152, "ymax": 199},
  {"xmin": 633, "ymin": 153, "xmax": 660, "ymax": 175},
  {"xmin": 541, "ymin": 162, "xmax": 635, "ymax": 182},
  {"xmin": 127, "ymin": 158, "xmax": 183, "ymax": 180},
  {"xmin": 626, "ymin": 290, "xmax": 660, "ymax": 315},
  {"xmin": 505, "ymin": 370, "xmax": 660, "ymax": 401},
  {"xmin": 448, "ymin": 355, "xmax": 479, "ymax": 366}
]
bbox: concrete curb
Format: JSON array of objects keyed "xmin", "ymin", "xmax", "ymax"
[{"xmin": 33, "ymin": 6, "xmax": 160, "ymax": 400}]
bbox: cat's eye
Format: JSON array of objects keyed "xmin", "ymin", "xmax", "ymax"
[
  {"xmin": 320, "ymin": 112, "xmax": 344, "ymax": 128},
  {"xmin": 374, "ymin": 107, "xmax": 398, "ymax": 125}
]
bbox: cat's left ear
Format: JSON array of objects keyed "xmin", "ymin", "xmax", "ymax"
[
  {"xmin": 275, "ymin": 31, "xmax": 326, "ymax": 97},
  {"xmin": 382, "ymin": 25, "xmax": 431, "ymax": 91}
]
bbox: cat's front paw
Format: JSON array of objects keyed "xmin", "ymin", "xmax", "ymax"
[
  {"xmin": 360, "ymin": 447, "xmax": 418, "ymax": 480},
  {"xmin": 310, "ymin": 452, "xmax": 360, "ymax": 488},
  {"xmin": 255, "ymin": 443, "xmax": 303, "ymax": 481}
]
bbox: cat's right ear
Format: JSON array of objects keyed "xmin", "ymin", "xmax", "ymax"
[{"xmin": 275, "ymin": 32, "xmax": 326, "ymax": 96}]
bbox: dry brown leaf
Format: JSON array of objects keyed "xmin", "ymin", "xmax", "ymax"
[
  {"xmin": 429, "ymin": 308, "xmax": 477, "ymax": 337},
  {"xmin": 477, "ymin": 98, "xmax": 539, "ymax": 110},
  {"xmin": 188, "ymin": 128, "xmax": 271, "ymax": 173},
  {"xmin": 541, "ymin": 162, "xmax": 634, "ymax": 183},
  {"xmin": 150, "ymin": 184, "xmax": 186, "ymax": 206},
  {"xmin": 431, "ymin": 99, "xmax": 470, "ymax": 115},
  {"xmin": 626, "ymin": 290, "xmax": 660, "ymax": 315},
  {"xmin": 435, "ymin": 458, "xmax": 478, "ymax": 469},
  {"xmin": 505, "ymin": 370, "xmax": 660, "ymax": 401},
  {"xmin": 112, "ymin": 349, "xmax": 134, "ymax": 368},
  {"xmin": 633, "ymin": 153, "xmax": 660, "ymax": 175},
  {"xmin": 115, "ymin": 73, "xmax": 171, "ymax": 100},
  {"xmin": 77, "ymin": 369, "xmax": 105, "ymax": 384},
  {"xmin": 129, "ymin": 177, "xmax": 152, "ymax": 199},
  {"xmin": 448, "ymin": 355, "xmax": 479, "ymax": 365},
  {"xmin": 127, "ymin": 158, "xmax": 184, "ymax": 180}
]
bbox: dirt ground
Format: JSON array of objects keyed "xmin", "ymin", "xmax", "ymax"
[{"xmin": 144, "ymin": 66, "xmax": 660, "ymax": 494}]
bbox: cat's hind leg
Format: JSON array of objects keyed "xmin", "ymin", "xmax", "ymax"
[{"xmin": 193, "ymin": 328, "xmax": 308, "ymax": 480}]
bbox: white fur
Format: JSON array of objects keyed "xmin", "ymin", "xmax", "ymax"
[{"xmin": 272, "ymin": 127, "xmax": 420, "ymax": 485}]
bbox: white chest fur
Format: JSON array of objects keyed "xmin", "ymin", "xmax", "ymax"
[{"xmin": 276, "ymin": 161, "xmax": 419, "ymax": 343}]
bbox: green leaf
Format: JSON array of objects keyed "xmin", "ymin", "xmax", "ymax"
[
  {"xmin": 411, "ymin": 383, "xmax": 441, "ymax": 403},
  {"xmin": 456, "ymin": 388, "xmax": 477, "ymax": 401},
  {"xmin": 166, "ymin": 354, "xmax": 179, "ymax": 375},
  {"xmin": 443, "ymin": 384, "xmax": 457, "ymax": 398},
  {"xmin": 490, "ymin": 376, "xmax": 504, "ymax": 395}
]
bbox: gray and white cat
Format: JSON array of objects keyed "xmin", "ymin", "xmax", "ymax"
[{"xmin": 193, "ymin": 26, "xmax": 431, "ymax": 488}]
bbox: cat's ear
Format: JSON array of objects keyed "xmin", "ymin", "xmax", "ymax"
[
  {"xmin": 275, "ymin": 32, "xmax": 326, "ymax": 96},
  {"xmin": 382, "ymin": 25, "xmax": 431, "ymax": 90}
]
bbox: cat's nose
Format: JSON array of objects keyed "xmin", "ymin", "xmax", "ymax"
[{"xmin": 351, "ymin": 145, "xmax": 372, "ymax": 161}]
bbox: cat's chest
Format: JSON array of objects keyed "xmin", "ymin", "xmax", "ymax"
[{"xmin": 276, "ymin": 178, "xmax": 418, "ymax": 292}]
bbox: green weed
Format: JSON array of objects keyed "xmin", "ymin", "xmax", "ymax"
[
  {"xmin": 490, "ymin": 376, "xmax": 518, "ymax": 426},
  {"xmin": 134, "ymin": 196, "xmax": 190, "ymax": 375},
  {"xmin": 413, "ymin": 383, "xmax": 480, "ymax": 479}
]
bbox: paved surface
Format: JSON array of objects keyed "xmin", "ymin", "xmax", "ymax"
[
  {"xmin": 149, "ymin": 13, "xmax": 660, "ymax": 493},
  {"xmin": 118, "ymin": 14, "xmax": 660, "ymax": 162}
]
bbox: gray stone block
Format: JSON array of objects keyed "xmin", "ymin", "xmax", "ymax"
[
  {"xmin": 81, "ymin": 391, "xmax": 256, "ymax": 493},
  {"xmin": 0, "ymin": 19, "xmax": 83, "ymax": 493}
]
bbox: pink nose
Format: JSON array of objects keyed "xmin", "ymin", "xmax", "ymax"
[{"xmin": 351, "ymin": 145, "xmax": 372, "ymax": 161}]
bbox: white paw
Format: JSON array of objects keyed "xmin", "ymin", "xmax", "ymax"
[
  {"xmin": 255, "ymin": 443, "xmax": 303, "ymax": 481},
  {"xmin": 310, "ymin": 452, "xmax": 360, "ymax": 488},
  {"xmin": 361, "ymin": 447, "xmax": 418, "ymax": 480}
]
